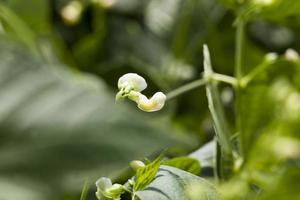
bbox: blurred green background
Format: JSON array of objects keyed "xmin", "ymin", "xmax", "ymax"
[{"xmin": 0, "ymin": 0, "xmax": 300, "ymax": 199}]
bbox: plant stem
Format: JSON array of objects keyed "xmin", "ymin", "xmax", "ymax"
[
  {"xmin": 203, "ymin": 45, "xmax": 233, "ymax": 154},
  {"xmin": 166, "ymin": 74, "xmax": 236, "ymax": 100},
  {"xmin": 235, "ymin": 14, "xmax": 245, "ymax": 158},
  {"xmin": 166, "ymin": 78, "xmax": 206, "ymax": 100},
  {"xmin": 213, "ymin": 73, "xmax": 237, "ymax": 86},
  {"xmin": 240, "ymin": 53, "xmax": 278, "ymax": 87},
  {"xmin": 235, "ymin": 17, "xmax": 245, "ymax": 80},
  {"xmin": 80, "ymin": 179, "xmax": 90, "ymax": 200}
]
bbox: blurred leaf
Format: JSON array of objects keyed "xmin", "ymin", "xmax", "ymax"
[
  {"xmin": 135, "ymin": 165, "xmax": 219, "ymax": 200},
  {"xmin": 239, "ymin": 58, "xmax": 300, "ymax": 158},
  {"xmin": 219, "ymin": 0, "xmax": 300, "ymax": 21},
  {"xmin": 163, "ymin": 157, "xmax": 201, "ymax": 176},
  {"xmin": 258, "ymin": 167, "xmax": 300, "ymax": 200},
  {"xmin": 145, "ymin": 0, "xmax": 181, "ymax": 38},
  {"xmin": 4, "ymin": 0, "xmax": 50, "ymax": 33},
  {"xmin": 0, "ymin": 3, "xmax": 40, "ymax": 55},
  {"xmin": 0, "ymin": 38, "xmax": 191, "ymax": 199},
  {"xmin": 247, "ymin": 0, "xmax": 300, "ymax": 21}
]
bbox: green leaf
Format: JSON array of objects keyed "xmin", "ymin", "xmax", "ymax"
[
  {"xmin": 134, "ymin": 155, "xmax": 163, "ymax": 191},
  {"xmin": 163, "ymin": 157, "xmax": 201, "ymax": 175},
  {"xmin": 0, "ymin": 38, "xmax": 190, "ymax": 199},
  {"xmin": 135, "ymin": 165, "xmax": 219, "ymax": 200}
]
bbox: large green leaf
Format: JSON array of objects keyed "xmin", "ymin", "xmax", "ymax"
[
  {"xmin": 163, "ymin": 156, "xmax": 201, "ymax": 175},
  {"xmin": 135, "ymin": 165, "xmax": 219, "ymax": 200},
  {"xmin": 0, "ymin": 38, "xmax": 191, "ymax": 199}
]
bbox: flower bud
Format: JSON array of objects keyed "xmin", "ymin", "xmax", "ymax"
[
  {"xmin": 61, "ymin": 1, "xmax": 83, "ymax": 25},
  {"xmin": 264, "ymin": 52, "xmax": 278, "ymax": 63},
  {"xmin": 284, "ymin": 49, "xmax": 299, "ymax": 61},
  {"xmin": 130, "ymin": 160, "xmax": 146, "ymax": 171}
]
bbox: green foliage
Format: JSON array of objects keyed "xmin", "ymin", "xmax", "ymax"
[
  {"xmin": 134, "ymin": 155, "xmax": 163, "ymax": 191},
  {"xmin": 163, "ymin": 157, "xmax": 201, "ymax": 175},
  {"xmin": 0, "ymin": 0, "xmax": 300, "ymax": 199}
]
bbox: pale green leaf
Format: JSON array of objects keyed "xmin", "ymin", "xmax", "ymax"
[
  {"xmin": 134, "ymin": 155, "xmax": 163, "ymax": 191},
  {"xmin": 163, "ymin": 157, "xmax": 201, "ymax": 175}
]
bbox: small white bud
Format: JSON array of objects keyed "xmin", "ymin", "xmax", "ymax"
[
  {"xmin": 284, "ymin": 49, "xmax": 299, "ymax": 61},
  {"xmin": 137, "ymin": 92, "xmax": 166, "ymax": 112},
  {"xmin": 130, "ymin": 160, "xmax": 146, "ymax": 171},
  {"xmin": 264, "ymin": 52, "xmax": 278, "ymax": 63},
  {"xmin": 61, "ymin": 1, "xmax": 83, "ymax": 25}
]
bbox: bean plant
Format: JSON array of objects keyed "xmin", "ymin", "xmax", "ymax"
[
  {"xmin": 94, "ymin": 0, "xmax": 300, "ymax": 200},
  {"xmin": 0, "ymin": 0, "xmax": 299, "ymax": 200}
]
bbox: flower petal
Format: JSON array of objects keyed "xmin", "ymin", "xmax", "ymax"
[
  {"xmin": 137, "ymin": 92, "xmax": 166, "ymax": 112},
  {"xmin": 118, "ymin": 73, "xmax": 147, "ymax": 92}
]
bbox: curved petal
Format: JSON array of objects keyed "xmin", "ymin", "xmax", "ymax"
[{"xmin": 118, "ymin": 73, "xmax": 147, "ymax": 92}]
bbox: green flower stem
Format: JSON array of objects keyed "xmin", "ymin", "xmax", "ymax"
[
  {"xmin": 166, "ymin": 74, "xmax": 236, "ymax": 100},
  {"xmin": 212, "ymin": 73, "xmax": 237, "ymax": 86},
  {"xmin": 203, "ymin": 45, "xmax": 233, "ymax": 154},
  {"xmin": 166, "ymin": 79, "xmax": 206, "ymax": 100},
  {"xmin": 240, "ymin": 54, "xmax": 277, "ymax": 87},
  {"xmin": 80, "ymin": 179, "xmax": 90, "ymax": 200},
  {"xmin": 235, "ymin": 14, "xmax": 246, "ymax": 158},
  {"xmin": 235, "ymin": 17, "xmax": 245, "ymax": 80}
]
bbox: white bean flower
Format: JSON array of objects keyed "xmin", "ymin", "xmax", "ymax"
[
  {"xmin": 116, "ymin": 73, "xmax": 167, "ymax": 112},
  {"xmin": 96, "ymin": 177, "xmax": 125, "ymax": 200},
  {"xmin": 116, "ymin": 73, "xmax": 147, "ymax": 100}
]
